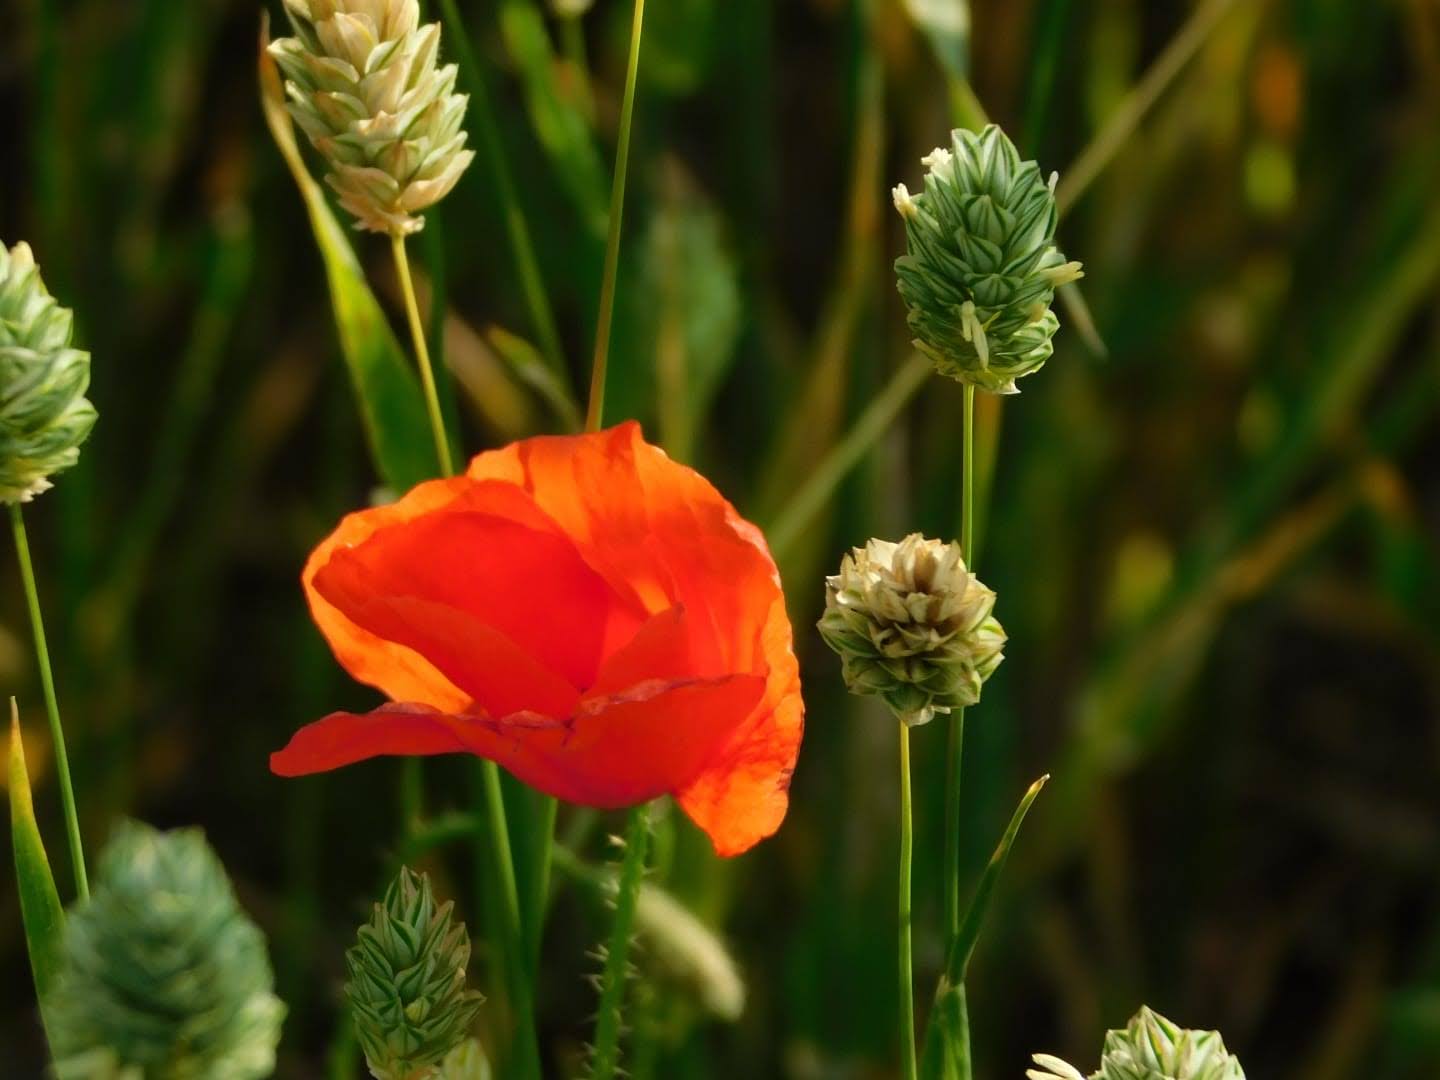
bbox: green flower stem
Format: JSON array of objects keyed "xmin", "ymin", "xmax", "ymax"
[
  {"xmin": 590, "ymin": 805, "xmax": 650, "ymax": 1080},
  {"xmin": 898, "ymin": 722, "xmax": 918, "ymax": 1080},
  {"xmin": 390, "ymin": 234, "xmax": 454, "ymax": 478},
  {"xmin": 585, "ymin": 0, "xmax": 648, "ymax": 432},
  {"xmin": 943, "ymin": 384, "xmax": 975, "ymax": 945},
  {"xmin": 436, "ymin": 0, "xmax": 568, "ymax": 378},
  {"xmin": 9, "ymin": 502, "xmax": 87, "ymax": 900},
  {"xmin": 479, "ymin": 767, "xmax": 543, "ymax": 1080}
]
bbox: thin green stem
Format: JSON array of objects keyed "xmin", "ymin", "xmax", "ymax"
[
  {"xmin": 590, "ymin": 805, "xmax": 651, "ymax": 1080},
  {"xmin": 391, "ymin": 234, "xmax": 454, "ymax": 477},
  {"xmin": 898, "ymin": 722, "xmax": 918, "ymax": 1080},
  {"xmin": 480, "ymin": 763, "xmax": 543, "ymax": 1080},
  {"xmin": 944, "ymin": 385, "xmax": 975, "ymax": 944},
  {"xmin": 526, "ymin": 794, "xmax": 558, "ymax": 966},
  {"xmin": 585, "ymin": 0, "xmax": 648, "ymax": 432},
  {"xmin": 9, "ymin": 503, "xmax": 87, "ymax": 900},
  {"xmin": 436, "ymin": 0, "xmax": 569, "ymax": 379}
]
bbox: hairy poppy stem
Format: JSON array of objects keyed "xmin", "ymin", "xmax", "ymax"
[
  {"xmin": 9, "ymin": 502, "xmax": 87, "ymax": 900},
  {"xmin": 585, "ymin": 0, "xmax": 648, "ymax": 432},
  {"xmin": 898, "ymin": 722, "xmax": 918, "ymax": 1080},
  {"xmin": 391, "ymin": 233, "xmax": 454, "ymax": 478},
  {"xmin": 591, "ymin": 805, "xmax": 650, "ymax": 1080}
]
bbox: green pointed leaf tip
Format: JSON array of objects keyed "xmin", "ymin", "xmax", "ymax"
[
  {"xmin": 1029, "ymin": 1006, "xmax": 1246, "ymax": 1080},
  {"xmin": 346, "ymin": 866, "xmax": 484, "ymax": 1080},
  {"xmin": 49, "ymin": 820, "xmax": 285, "ymax": 1080},
  {"xmin": 0, "ymin": 241, "xmax": 97, "ymax": 504},
  {"xmin": 893, "ymin": 124, "xmax": 1083, "ymax": 394},
  {"xmin": 8, "ymin": 701, "xmax": 66, "ymax": 1015}
]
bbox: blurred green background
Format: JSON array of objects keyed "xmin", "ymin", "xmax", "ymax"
[{"xmin": 3, "ymin": 0, "xmax": 1440, "ymax": 1076}]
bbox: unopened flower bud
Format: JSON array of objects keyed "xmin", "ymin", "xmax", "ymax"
[
  {"xmin": 0, "ymin": 242, "xmax": 96, "ymax": 504},
  {"xmin": 818, "ymin": 534, "xmax": 1005, "ymax": 726},
  {"xmin": 894, "ymin": 124, "xmax": 1082, "ymax": 394},
  {"xmin": 346, "ymin": 867, "xmax": 483, "ymax": 1080},
  {"xmin": 270, "ymin": 0, "xmax": 476, "ymax": 236}
]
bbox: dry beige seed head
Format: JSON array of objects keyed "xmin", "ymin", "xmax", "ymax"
[
  {"xmin": 269, "ymin": 0, "xmax": 475, "ymax": 235},
  {"xmin": 818, "ymin": 534, "xmax": 1005, "ymax": 726}
]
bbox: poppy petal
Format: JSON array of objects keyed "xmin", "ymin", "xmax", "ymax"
[{"xmin": 271, "ymin": 674, "xmax": 766, "ymax": 809}]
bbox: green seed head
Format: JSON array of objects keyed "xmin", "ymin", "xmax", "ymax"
[
  {"xmin": 1029, "ymin": 1007, "xmax": 1247, "ymax": 1080},
  {"xmin": 818, "ymin": 534, "xmax": 1005, "ymax": 726},
  {"xmin": 270, "ymin": 0, "xmax": 476, "ymax": 235},
  {"xmin": 49, "ymin": 822, "xmax": 286, "ymax": 1080},
  {"xmin": 0, "ymin": 241, "xmax": 97, "ymax": 504},
  {"xmin": 894, "ymin": 125, "xmax": 1083, "ymax": 394},
  {"xmin": 346, "ymin": 867, "xmax": 484, "ymax": 1080}
]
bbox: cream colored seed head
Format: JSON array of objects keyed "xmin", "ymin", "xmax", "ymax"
[
  {"xmin": 817, "ymin": 534, "xmax": 1005, "ymax": 727},
  {"xmin": 269, "ymin": 0, "xmax": 476, "ymax": 235}
]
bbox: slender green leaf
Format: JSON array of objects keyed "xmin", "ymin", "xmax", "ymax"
[
  {"xmin": 498, "ymin": 0, "xmax": 610, "ymax": 236},
  {"xmin": 258, "ymin": 19, "xmax": 438, "ymax": 492},
  {"xmin": 9, "ymin": 700, "xmax": 66, "ymax": 1030},
  {"xmin": 918, "ymin": 980, "xmax": 971, "ymax": 1080}
]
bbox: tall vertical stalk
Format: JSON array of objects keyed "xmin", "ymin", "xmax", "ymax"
[
  {"xmin": 585, "ymin": 0, "xmax": 648, "ymax": 431},
  {"xmin": 590, "ymin": 805, "xmax": 650, "ymax": 1080},
  {"xmin": 10, "ymin": 503, "xmax": 87, "ymax": 900},
  {"xmin": 898, "ymin": 722, "xmax": 918, "ymax": 1080},
  {"xmin": 390, "ymin": 235, "xmax": 454, "ymax": 478},
  {"xmin": 944, "ymin": 384, "xmax": 976, "ymax": 943}
]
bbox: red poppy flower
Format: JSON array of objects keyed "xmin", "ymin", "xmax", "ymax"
[{"xmin": 271, "ymin": 422, "xmax": 804, "ymax": 856}]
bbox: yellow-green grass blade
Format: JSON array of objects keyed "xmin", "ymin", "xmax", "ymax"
[{"xmin": 9, "ymin": 700, "xmax": 66, "ymax": 1038}]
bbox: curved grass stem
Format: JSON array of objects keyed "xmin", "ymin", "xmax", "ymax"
[
  {"xmin": 590, "ymin": 805, "xmax": 650, "ymax": 1080},
  {"xmin": 585, "ymin": 0, "xmax": 648, "ymax": 432},
  {"xmin": 9, "ymin": 502, "xmax": 87, "ymax": 900}
]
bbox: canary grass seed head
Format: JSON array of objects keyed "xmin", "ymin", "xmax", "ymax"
[
  {"xmin": 0, "ymin": 241, "xmax": 96, "ymax": 504},
  {"xmin": 818, "ymin": 534, "xmax": 1005, "ymax": 727},
  {"xmin": 49, "ymin": 822, "xmax": 285, "ymax": 1080},
  {"xmin": 1029, "ymin": 1007, "xmax": 1247, "ymax": 1080},
  {"xmin": 270, "ymin": 0, "xmax": 476, "ymax": 235},
  {"xmin": 345, "ymin": 867, "xmax": 484, "ymax": 1080},
  {"xmin": 894, "ymin": 124, "xmax": 1083, "ymax": 394}
]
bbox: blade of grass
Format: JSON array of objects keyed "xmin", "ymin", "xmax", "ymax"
[
  {"xmin": 436, "ymin": 0, "xmax": 570, "ymax": 379},
  {"xmin": 1055, "ymin": 0, "xmax": 1244, "ymax": 217},
  {"xmin": 10, "ymin": 699, "xmax": 67, "ymax": 1040},
  {"xmin": 498, "ymin": 0, "xmax": 611, "ymax": 237}
]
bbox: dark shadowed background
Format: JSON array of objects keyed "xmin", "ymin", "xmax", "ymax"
[{"xmin": 2, "ymin": 0, "xmax": 1439, "ymax": 1076}]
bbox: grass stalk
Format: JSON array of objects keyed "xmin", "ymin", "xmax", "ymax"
[
  {"xmin": 9, "ymin": 503, "xmax": 87, "ymax": 900},
  {"xmin": 943, "ymin": 384, "xmax": 976, "ymax": 943},
  {"xmin": 590, "ymin": 805, "xmax": 651, "ymax": 1080},
  {"xmin": 585, "ymin": 0, "xmax": 648, "ymax": 431},
  {"xmin": 898, "ymin": 722, "xmax": 918, "ymax": 1080},
  {"xmin": 390, "ymin": 234, "xmax": 454, "ymax": 478}
]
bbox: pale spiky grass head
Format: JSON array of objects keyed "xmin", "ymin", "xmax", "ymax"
[
  {"xmin": 0, "ymin": 241, "xmax": 96, "ymax": 504},
  {"xmin": 345, "ymin": 867, "xmax": 484, "ymax": 1080},
  {"xmin": 818, "ymin": 533, "xmax": 1005, "ymax": 726},
  {"xmin": 894, "ymin": 124, "xmax": 1083, "ymax": 394},
  {"xmin": 1029, "ymin": 1006, "xmax": 1247, "ymax": 1080},
  {"xmin": 269, "ymin": 0, "xmax": 476, "ymax": 235}
]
